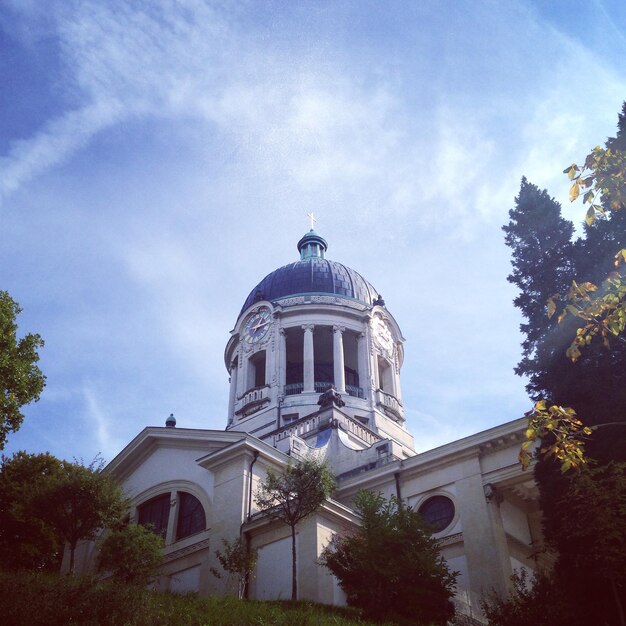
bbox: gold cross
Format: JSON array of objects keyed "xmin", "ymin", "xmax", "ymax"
[{"xmin": 307, "ymin": 212, "xmax": 317, "ymax": 230}]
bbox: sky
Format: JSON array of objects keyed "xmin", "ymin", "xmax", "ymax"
[{"xmin": 1, "ymin": 0, "xmax": 625, "ymax": 464}]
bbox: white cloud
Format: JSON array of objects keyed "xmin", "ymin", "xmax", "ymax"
[
  {"xmin": 0, "ymin": 101, "xmax": 122, "ymax": 200},
  {"xmin": 82, "ymin": 384, "xmax": 120, "ymax": 459}
]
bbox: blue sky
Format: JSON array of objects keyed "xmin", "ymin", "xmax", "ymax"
[{"xmin": 1, "ymin": 0, "xmax": 625, "ymax": 463}]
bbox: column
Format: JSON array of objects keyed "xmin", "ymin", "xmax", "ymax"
[
  {"xmin": 357, "ymin": 331, "xmax": 367, "ymax": 399},
  {"xmin": 227, "ymin": 360, "xmax": 238, "ymax": 424},
  {"xmin": 394, "ymin": 364, "xmax": 403, "ymax": 402},
  {"xmin": 390, "ymin": 351, "xmax": 400, "ymax": 400},
  {"xmin": 333, "ymin": 325, "xmax": 346, "ymax": 394},
  {"xmin": 302, "ymin": 324, "xmax": 315, "ymax": 393},
  {"xmin": 279, "ymin": 328, "xmax": 287, "ymax": 392},
  {"xmin": 236, "ymin": 351, "xmax": 246, "ymax": 397}
]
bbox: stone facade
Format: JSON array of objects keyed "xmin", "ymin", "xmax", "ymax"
[{"xmin": 70, "ymin": 231, "xmax": 543, "ymax": 621}]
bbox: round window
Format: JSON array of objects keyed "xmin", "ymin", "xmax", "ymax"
[{"xmin": 418, "ymin": 495, "xmax": 455, "ymax": 532}]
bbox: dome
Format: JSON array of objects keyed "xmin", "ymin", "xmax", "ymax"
[{"xmin": 240, "ymin": 230, "xmax": 380, "ymax": 315}]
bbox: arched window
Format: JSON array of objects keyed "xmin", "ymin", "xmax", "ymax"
[
  {"xmin": 418, "ymin": 495, "xmax": 455, "ymax": 533},
  {"xmin": 176, "ymin": 492, "xmax": 206, "ymax": 540},
  {"xmin": 138, "ymin": 493, "xmax": 171, "ymax": 538}
]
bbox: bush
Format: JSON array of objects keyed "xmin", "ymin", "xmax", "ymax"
[
  {"xmin": 322, "ymin": 491, "xmax": 457, "ymax": 626},
  {"xmin": 98, "ymin": 522, "xmax": 164, "ymax": 585},
  {"xmin": 0, "ymin": 569, "xmax": 388, "ymax": 626},
  {"xmin": 481, "ymin": 569, "xmax": 583, "ymax": 626}
]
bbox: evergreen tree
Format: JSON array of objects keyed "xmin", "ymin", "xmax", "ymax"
[
  {"xmin": 321, "ymin": 491, "xmax": 456, "ymax": 626},
  {"xmin": 503, "ymin": 103, "xmax": 626, "ymax": 626},
  {"xmin": 502, "ymin": 178, "xmax": 575, "ymax": 398}
]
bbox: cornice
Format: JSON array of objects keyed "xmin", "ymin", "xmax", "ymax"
[
  {"xmin": 337, "ymin": 417, "xmax": 529, "ymax": 494},
  {"xmin": 106, "ymin": 427, "xmax": 248, "ymax": 480},
  {"xmin": 195, "ymin": 433, "xmax": 289, "ymax": 471},
  {"xmin": 243, "ymin": 497, "xmax": 360, "ymax": 533}
]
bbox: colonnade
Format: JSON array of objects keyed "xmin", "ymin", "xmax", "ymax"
[
  {"xmin": 229, "ymin": 321, "xmax": 402, "ymax": 422},
  {"xmin": 281, "ymin": 324, "xmax": 369, "ymax": 396}
]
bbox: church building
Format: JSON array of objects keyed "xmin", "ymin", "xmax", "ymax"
[{"xmin": 70, "ymin": 228, "xmax": 544, "ymax": 619}]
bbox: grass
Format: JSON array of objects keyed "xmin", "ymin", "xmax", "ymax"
[{"xmin": 0, "ymin": 570, "xmax": 387, "ymax": 626}]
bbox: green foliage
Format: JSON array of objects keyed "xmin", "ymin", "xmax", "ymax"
[
  {"xmin": 520, "ymin": 401, "xmax": 592, "ymax": 472},
  {"xmin": 0, "ymin": 291, "xmax": 45, "ymax": 449},
  {"xmin": 502, "ymin": 177, "xmax": 575, "ymax": 387},
  {"xmin": 98, "ymin": 522, "xmax": 164, "ymax": 585},
  {"xmin": 551, "ymin": 264, "xmax": 626, "ymax": 362},
  {"xmin": 505, "ymin": 106, "xmax": 626, "ymax": 473},
  {"xmin": 0, "ymin": 451, "xmax": 64, "ymax": 571},
  {"xmin": 255, "ymin": 457, "xmax": 335, "ymax": 601},
  {"xmin": 321, "ymin": 491, "xmax": 457, "ymax": 626},
  {"xmin": 554, "ymin": 104, "xmax": 626, "ymax": 361},
  {"xmin": 545, "ymin": 462, "xmax": 626, "ymax": 590},
  {"xmin": 483, "ymin": 464, "xmax": 626, "ymax": 626},
  {"xmin": 211, "ymin": 537, "xmax": 258, "ymax": 599},
  {"xmin": 481, "ymin": 569, "xmax": 581, "ymax": 626},
  {"xmin": 505, "ymin": 102, "xmax": 626, "ymax": 626},
  {"xmin": 29, "ymin": 457, "xmax": 127, "ymax": 573},
  {"xmin": 0, "ymin": 570, "xmax": 383, "ymax": 626}
]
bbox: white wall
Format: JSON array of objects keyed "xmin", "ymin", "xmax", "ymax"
[
  {"xmin": 170, "ymin": 565, "xmax": 201, "ymax": 594},
  {"xmin": 255, "ymin": 536, "xmax": 294, "ymax": 600}
]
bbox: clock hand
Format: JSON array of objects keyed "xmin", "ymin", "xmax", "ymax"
[{"xmin": 252, "ymin": 319, "xmax": 271, "ymax": 331}]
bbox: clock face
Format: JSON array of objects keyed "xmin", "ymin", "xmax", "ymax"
[
  {"xmin": 244, "ymin": 308, "xmax": 272, "ymax": 343},
  {"xmin": 373, "ymin": 317, "xmax": 394, "ymax": 355}
]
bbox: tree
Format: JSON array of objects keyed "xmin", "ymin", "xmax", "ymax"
[
  {"xmin": 482, "ymin": 463, "xmax": 626, "ymax": 626},
  {"xmin": 30, "ymin": 457, "xmax": 127, "ymax": 573},
  {"xmin": 0, "ymin": 451, "xmax": 63, "ymax": 571},
  {"xmin": 550, "ymin": 102, "xmax": 626, "ymax": 363},
  {"xmin": 254, "ymin": 457, "xmax": 335, "ymax": 600},
  {"xmin": 504, "ymin": 104, "xmax": 626, "ymax": 626},
  {"xmin": 321, "ymin": 491, "xmax": 456, "ymax": 626},
  {"xmin": 502, "ymin": 177, "xmax": 575, "ymax": 388},
  {"xmin": 543, "ymin": 461, "xmax": 626, "ymax": 626},
  {"xmin": 481, "ymin": 569, "xmax": 581, "ymax": 626},
  {"xmin": 97, "ymin": 522, "xmax": 164, "ymax": 585},
  {"xmin": 210, "ymin": 537, "xmax": 258, "ymax": 599},
  {"xmin": 0, "ymin": 291, "xmax": 45, "ymax": 449},
  {"xmin": 505, "ymin": 108, "xmax": 626, "ymax": 470}
]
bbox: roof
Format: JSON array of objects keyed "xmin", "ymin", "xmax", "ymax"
[{"xmin": 239, "ymin": 230, "xmax": 380, "ymax": 315}]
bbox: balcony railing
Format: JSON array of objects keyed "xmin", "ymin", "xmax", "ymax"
[
  {"xmin": 284, "ymin": 383, "xmax": 304, "ymax": 396},
  {"xmin": 284, "ymin": 381, "xmax": 364, "ymax": 398},
  {"xmin": 274, "ymin": 414, "xmax": 322, "ymax": 442},
  {"xmin": 315, "ymin": 381, "xmax": 333, "ymax": 393},
  {"xmin": 272, "ymin": 411, "xmax": 381, "ymax": 447},
  {"xmin": 346, "ymin": 384, "xmax": 364, "ymax": 398},
  {"xmin": 376, "ymin": 389, "xmax": 403, "ymax": 420},
  {"xmin": 235, "ymin": 385, "xmax": 270, "ymax": 416}
]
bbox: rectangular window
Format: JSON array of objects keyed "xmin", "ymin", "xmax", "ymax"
[
  {"xmin": 248, "ymin": 350, "xmax": 266, "ymax": 389},
  {"xmin": 378, "ymin": 357, "xmax": 393, "ymax": 393}
]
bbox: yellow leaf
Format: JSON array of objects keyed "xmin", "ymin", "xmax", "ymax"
[
  {"xmin": 585, "ymin": 206, "xmax": 596, "ymax": 226},
  {"xmin": 547, "ymin": 298, "xmax": 556, "ymax": 318}
]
